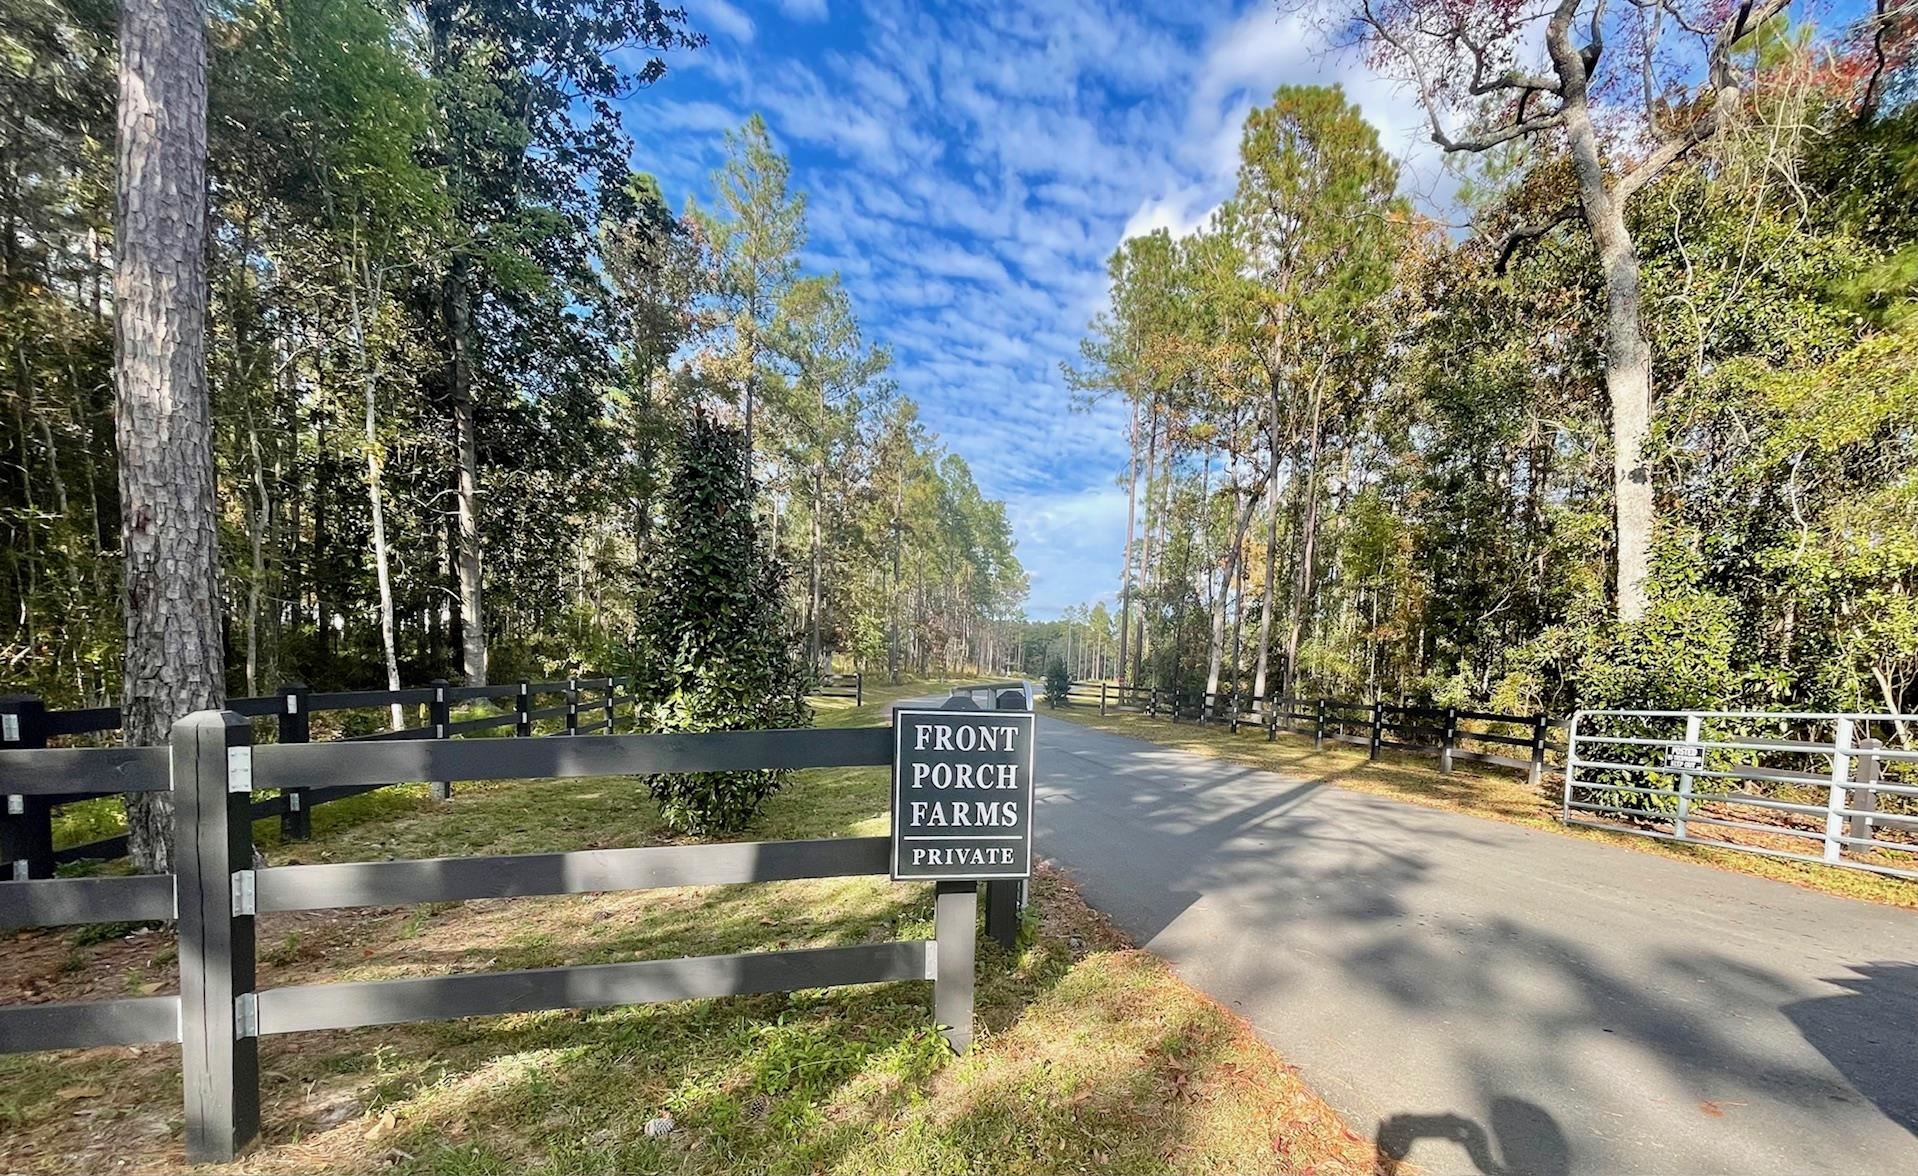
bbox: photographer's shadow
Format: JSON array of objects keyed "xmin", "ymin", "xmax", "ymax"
[{"xmin": 1376, "ymin": 1098, "xmax": 1570, "ymax": 1176}]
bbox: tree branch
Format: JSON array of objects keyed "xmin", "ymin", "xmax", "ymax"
[{"xmin": 1492, "ymin": 204, "xmax": 1578, "ymax": 273}]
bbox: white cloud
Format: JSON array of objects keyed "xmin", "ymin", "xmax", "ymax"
[
  {"xmin": 694, "ymin": 0, "xmax": 756, "ymax": 43},
  {"xmin": 774, "ymin": 0, "xmax": 829, "ymax": 20}
]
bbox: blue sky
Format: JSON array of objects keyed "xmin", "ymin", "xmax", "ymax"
[{"xmin": 624, "ymin": 0, "xmax": 1442, "ymax": 618}]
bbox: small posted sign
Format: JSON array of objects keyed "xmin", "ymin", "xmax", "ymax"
[{"xmin": 891, "ymin": 709, "xmax": 1036, "ymax": 881}]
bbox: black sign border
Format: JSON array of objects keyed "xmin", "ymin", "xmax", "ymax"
[{"xmin": 889, "ymin": 708, "xmax": 1035, "ymax": 882}]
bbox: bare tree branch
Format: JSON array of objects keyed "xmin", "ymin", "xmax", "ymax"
[{"xmin": 1492, "ymin": 204, "xmax": 1579, "ymax": 272}]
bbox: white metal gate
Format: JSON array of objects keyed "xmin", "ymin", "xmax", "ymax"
[{"xmin": 1564, "ymin": 710, "xmax": 1918, "ymax": 880}]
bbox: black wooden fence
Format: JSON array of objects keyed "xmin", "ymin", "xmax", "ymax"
[
  {"xmin": 1063, "ymin": 681, "xmax": 1566, "ymax": 787},
  {"xmin": 1, "ymin": 675, "xmax": 642, "ymax": 879},
  {"xmin": 0, "ymin": 712, "xmax": 985, "ymax": 1164},
  {"xmin": 814, "ymin": 671, "xmax": 863, "ymax": 705}
]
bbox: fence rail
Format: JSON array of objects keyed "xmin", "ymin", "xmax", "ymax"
[
  {"xmin": 1, "ymin": 675, "xmax": 639, "ymax": 878},
  {"xmin": 0, "ymin": 710, "xmax": 985, "ymax": 1164},
  {"xmin": 1061, "ymin": 681, "xmax": 1564, "ymax": 784},
  {"xmin": 813, "ymin": 672, "xmax": 863, "ymax": 705},
  {"xmin": 1564, "ymin": 709, "xmax": 1918, "ymax": 879}
]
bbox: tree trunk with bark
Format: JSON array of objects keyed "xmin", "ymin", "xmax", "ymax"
[
  {"xmin": 446, "ymin": 258, "xmax": 487, "ymax": 684},
  {"xmin": 115, "ymin": 0, "xmax": 220, "ymax": 873},
  {"xmin": 1116, "ymin": 399, "xmax": 1139, "ymax": 684}
]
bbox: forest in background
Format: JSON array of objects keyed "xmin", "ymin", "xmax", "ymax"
[
  {"xmin": 0, "ymin": 0, "xmax": 1027, "ymax": 709},
  {"xmin": 1065, "ymin": 4, "xmax": 1918, "ymax": 719}
]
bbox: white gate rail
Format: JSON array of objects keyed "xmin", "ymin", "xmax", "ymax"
[{"xmin": 1564, "ymin": 709, "xmax": 1918, "ymax": 880}]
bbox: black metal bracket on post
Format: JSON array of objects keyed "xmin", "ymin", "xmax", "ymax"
[
  {"xmin": 933, "ymin": 880, "xmax": 977, "ymax": 1054},
  {"xmin": 0, "ymin": 695, "xmax": 53, "ymax": 881},
  {"xmin": 429, "ymin": 680, "xmax": 452, "ymax": 801},
  {"xmin": 173, "ymin": 710, "xmax": 260, "ymax": 1164},
  {"xmin": 277, "ymin": 684, "xmax": 311, "ymax": 840}
]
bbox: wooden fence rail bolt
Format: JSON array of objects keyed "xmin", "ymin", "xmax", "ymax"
[
  {"xmin": 277, "ymin": 684, "xmax": 311, "ymax": 840},
  {"xmin": 429, "ymin": 680, "xmax": 452, "ymax": 801},
  {"xmin": 0, "ymin": 695, "xmax": 53, "ymax": 880},
  {"xmin": 174, "ymin": 710, "xmax": 260, "ymax": 1163},
  {"xmin": 1528, "ymin": 714, "xmax": 1548, "ymax": 790}
]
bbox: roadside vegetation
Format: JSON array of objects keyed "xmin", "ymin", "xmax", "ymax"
[
  {"xmin": 1045, "ymin": 703, "xmax": 1918, "ymax": 910},
  {"xmin": 2, "ymin": 682, "xmax": 1377, "ymax": 1176}
]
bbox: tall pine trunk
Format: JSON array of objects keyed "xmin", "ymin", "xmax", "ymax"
[
  {"xmin": 1116, "ymin": 399, "xmax": 1139, "ymax": 684},
  {"xmin": 116, "ymin": 0, "xmax": 219, "ymax": 873},
  {"xmin": 447, "ymin": 259, "xmax": 487, "ymax": 684},
  {"xmin": 348, "ymin": 247, "xmax": 406, "ymax": 729}
]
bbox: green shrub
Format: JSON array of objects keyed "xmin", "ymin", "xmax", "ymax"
[
  {"xmin": 1043, "ymin": 657, "xmax": 1070, "ymax": 708},
  {"xmin": 635, "ymin": 411, "xmax": 811, "ymax": 834}
]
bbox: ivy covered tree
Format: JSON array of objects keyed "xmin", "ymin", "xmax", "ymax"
[{"xmin": 636, "ymin": 410, "xmax": 810, "ymax": 834}]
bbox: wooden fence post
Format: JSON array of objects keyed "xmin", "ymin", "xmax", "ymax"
[
  {"xmin": 515, "ymin": 681, "xmax": 532, "ymax": 738},
  {"xmin": 0, "ymin": 695, "xmax": 53, "ymax": 881},
  {"xmin": 602, "ymin": 677, "xmax": 616, "ymax": 734},
  {"xmin": 173, "ymin": 710, "xmax": 259, "ymax": 1163},
  {"xmin": 429, "ymin": 679, "xmax": 452, "ymax": 801},
  {"xmin": 1440, "ymin": 707, "xmax": 1458, "ymax": 775},
  {"xmin": 1369, "ymin": 700, "xmax": 1383, "ymax": 761},
  {"xmin": 855, "ymin": 672, "xmax": 863, "ymax": 707},
  {"xmin": 1099, "ymin": 682, "xmax": 1108, "ymax": 716},
  {"xmin": 1315, "ymin": 698, "xmax": 1327, "ymax": 751},
  {"xmin": 1527, "ymin": 714, "xmax": 1549, "ymax": 790},
  {"xmin": 277, "ymin": 683, "xmax": 311, "ymax": 841},
  {"xmin": 933, "ymin": 880, "xmax": 977, "ymax": 1054},
  {"xmin": 1266, "ymin": 695, "xmax": 1278, "ymax": 742},
  {"xmin": 566, "ymin": 677, "xmax": 580, "ymax": 737},
  {"xmin": 984, "ymin": 878, "xmax": 1019, "ymax": 951},
  {"xmin": 1148, "ymin": 687, "xmax": 1158, "ymax": 716},
  {"xmin": 1852, "ymin": 737, "xmax": 1882, "ymax": 845}
]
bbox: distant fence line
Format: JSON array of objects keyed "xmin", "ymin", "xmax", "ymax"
[
  {"xmin": 1061, "ymin": 681, "xmax": 1566, "ymax": 786},
  {"xmin": 814, "ymin": 671, "xmax": 863, "ymax": 705},
  {"xmin": 2, "ymin": 673, "xmax": 871, "ymax": 878},
  {"xmin": 0, "ymin": 711, "xmax": 987, "ymax": 1163},
  {"xmin": 0, "ymin": 676, "xmax": 641, "ymax": 879}
]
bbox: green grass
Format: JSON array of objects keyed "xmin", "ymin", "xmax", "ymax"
[
  {"xmin": 1, "ymin": 677, "xmax": 1375, "ymax": 1175},
  {"xmin": 1046, "ymin": 703, "xmax": 1918, "ymax": 909}
]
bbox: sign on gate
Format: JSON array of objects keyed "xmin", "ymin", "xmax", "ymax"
[{"xmin": 891, "ymin": 709, "xmax": 1035, "ymax": 881}]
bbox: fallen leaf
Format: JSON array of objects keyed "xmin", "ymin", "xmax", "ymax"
[
  {"xmin": 1699, "ymin": 1101, "xmax": 1724, "ymax": 1117},
  {"xmin": 56, "ymin": 1085, "xmax": 104, "ymax": 1100},
  {"xmin": 364, "ymin": 1110, "xmax": 397, "ymax": 1141}
]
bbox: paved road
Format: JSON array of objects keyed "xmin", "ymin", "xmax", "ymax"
[{"xmin": 1024, "ymin": 711, "xmax": 1918, "ymax": 1176}]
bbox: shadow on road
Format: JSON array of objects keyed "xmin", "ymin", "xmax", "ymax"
[
  {"xmin": 1781, "ymin": 961, "xmax": 1918, "ymax": 1137},
  {"xmin": 1375, "ymin": 1099, "xmax": 1570, "ymax": 1175}
]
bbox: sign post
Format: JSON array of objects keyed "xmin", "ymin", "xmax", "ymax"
[{"xmin": 891, "ymin": 709, "xmax": 1035, "ymax": 882}]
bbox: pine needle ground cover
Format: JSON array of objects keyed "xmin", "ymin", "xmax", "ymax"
[
  {"xmin": 1045, "ymin": 704, "xmax": 1918, "ymax": 910},
  {"xmin": 1, "ymin": 680, "xmax": 1375, "ymax": 1175}
]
